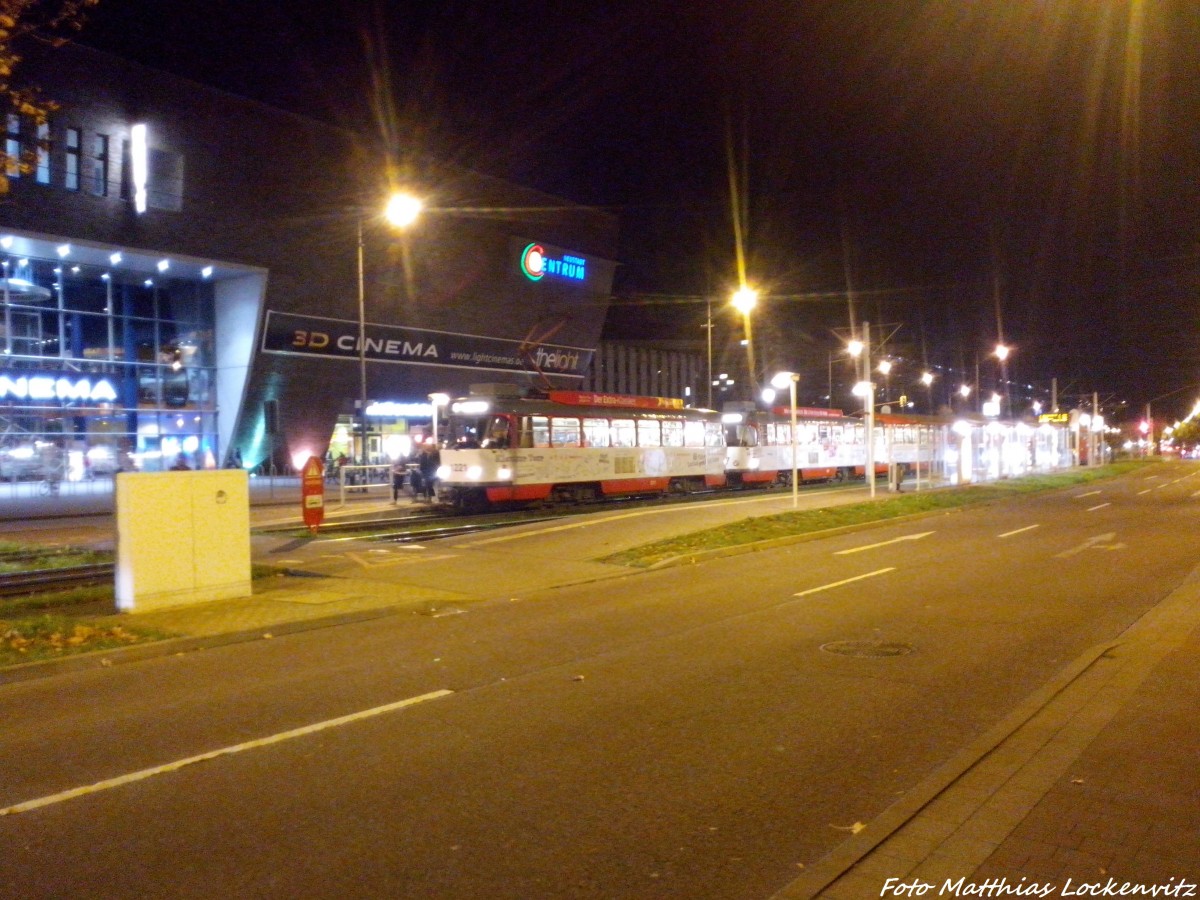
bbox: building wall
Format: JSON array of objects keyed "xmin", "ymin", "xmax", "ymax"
[
  {"xmin": 1, "ymin": 41, "xmax": 619, "ymax": 474},
  {"xmin": 581, "ymin": 342, "xmax": 705, "ymax": 406}
]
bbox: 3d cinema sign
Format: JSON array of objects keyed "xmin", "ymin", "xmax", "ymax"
[
  {"xmin": 0, "ymin": 371, "xmax": 118, "ymax": 404},
  {"xmin": 520, "ymin": 242, "xmax": 587, "ymax": 282}
]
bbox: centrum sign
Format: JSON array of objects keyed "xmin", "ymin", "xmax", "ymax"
[
  {"xmin": 520, "ymin": 242, "xmax": 587, "ymax": 282},
  {"xmin": 261, "ymin": 311, "xmax": 593, "ymax": 378},
  {"xmin": 0, "ymin": 370, "xmax": 119, "ymax": 404}
]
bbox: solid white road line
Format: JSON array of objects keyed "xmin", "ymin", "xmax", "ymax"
[
  {"xmin": 998, "ymin": 524, "xmax": 1040, "ymax": 538},
  {"xmin": 794, "ymin": 567, "xmax": 896, "ymax": 598},
  {"xmin": 833, "ymin": 532, "xmax": 934, "ymax": 555},
  {"xmin": 0, "ymin": 689, "xmax": 453, "ymax": 817}
]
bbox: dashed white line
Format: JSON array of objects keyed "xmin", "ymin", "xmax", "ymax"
[
  {"xmin": 0, "ymin": 689, "xmax": 453, "ymax": 817},
  {"xmin": 1074, "ymin": 490, "xmax": 1102, "ymax": 499},
  {"xmin": 1086, "ymin": 503, "xmax": 1111, "ymax": 512},
  {"xmin": 794, "ymin": 567, "xmax": 896, "ymax": 598},
  {"xmin": 833, "ymin": 531, "xmax": 934, "ymax": 555},
  {"xmin": 998, "ymin": 524, "xmax": 1040, "ymax": 538}
]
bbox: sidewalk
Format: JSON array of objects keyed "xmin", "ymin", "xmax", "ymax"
[{"xmin": 776, "ymin": 563, "xmax": 1200, "ymax": 898}]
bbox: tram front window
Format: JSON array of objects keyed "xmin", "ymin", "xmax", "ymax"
[{"xmin": 447, "ymin": 414, "xmax": 511, "ymax": 449}]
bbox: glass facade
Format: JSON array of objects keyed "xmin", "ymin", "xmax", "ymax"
[{"xmin": 0, "ymin": 250, "xmax": 218, "ymax": 482}]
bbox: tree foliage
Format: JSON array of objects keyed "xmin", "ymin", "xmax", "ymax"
[{"xmin": 0, "ymin": 0, "xmax": 98, "ymax": 190}]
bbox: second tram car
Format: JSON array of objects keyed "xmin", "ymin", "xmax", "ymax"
[{"xmin": 721, "ymin": 403, "xmax": 891, "ymax": 486}]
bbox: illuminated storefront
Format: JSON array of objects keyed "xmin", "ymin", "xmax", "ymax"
[{"xmin": 0, "ymin": 241, "xmax": 225, "ymax": 477}]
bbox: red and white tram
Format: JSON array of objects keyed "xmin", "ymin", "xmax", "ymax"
[
  {"xmin": 436, "ymin": 386, "xmax": 726, "ymax": 511},
  {"xmin": 721, "ymin": 404, "xmax": 890, "ymax": 486},
  {"xmin": 434, "ymin": 385, "xmax": 1072, "ymax": 510}
]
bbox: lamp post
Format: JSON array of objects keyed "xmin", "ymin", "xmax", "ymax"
[
  {"xmin": 848, "ymin": 321, "xmax": 876, "ymax": 498},
  {"xmin": 994, "ymin": 342, "xmax": 1011, "ymax": 417},
  {"xmin": 771, "ymin": 371, "xmax": 800, "ymax": 508},
  {"xmin": 731, "ymin": 286, "xmax": 759, "ymax": 397},
  {"xmin": 428, "ymin": 392, "xmax": 449, "ymax": 446},
  {"xmin": 356, "ymin": 191, "xmax": 423, "ymax": 465}
]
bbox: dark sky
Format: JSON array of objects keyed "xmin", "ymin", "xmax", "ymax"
[{"xmin": 75, "ymin": 0, "xmax": 1200, "ymax": 419}]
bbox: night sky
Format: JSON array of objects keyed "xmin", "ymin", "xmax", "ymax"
[{"xmin": 74, "ymin": 0, "xmax": 1200, "ymax": 420}]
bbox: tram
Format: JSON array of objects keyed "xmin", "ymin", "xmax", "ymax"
[
  {"xmin": 435, "ymin": 385, "xmax": 1072, "ymax": 511},
  {"xmin": 435, "ymin": 385, "xmax": 727, "ymax": 511},
  {"xmin": 721, "ymin": 403, "xmax": 889, "ymax": 486}
]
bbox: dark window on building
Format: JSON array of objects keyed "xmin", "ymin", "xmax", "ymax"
[
  {"xmin": 6, "ymin": 115, "xmax": 20, "ymax": 178},
  {"xmin": 92, "ymin": 134, "xmax": 109, "ymax": 196},
  {"xmin": 65, "ymin": 127, "xmax": 81, "ymax": 190},
  {"xmin": 35, "ymin": 122, "xmax": 50, "ymax": 184}
]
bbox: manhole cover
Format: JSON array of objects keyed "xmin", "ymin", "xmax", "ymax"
[{"xmin": 820, "ymin": 640, "xmax": 914, "ymax": 658}]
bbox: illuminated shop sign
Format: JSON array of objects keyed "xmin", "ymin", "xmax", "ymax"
[
  {"xmin": 0, "ymin": 371, "xmax": 118, "ymax": 404},
  {"xmin": 262, "ymin": 311, "xmax": 593, "ymax": 378},
  {"xmin": 1038, "ymin": 412, "xmax": 1069, "ymax": 424},
  {"xmin": 520, "ymin": 242, "xmax": 587, "ymax": 282}
]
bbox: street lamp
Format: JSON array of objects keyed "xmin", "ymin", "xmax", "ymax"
[
  {"xmin": 731, "ymin": 286, "xmax": 759, "ymax": 396},
  {"xmin": 428, "ymin": 392, "xmax": 449, "ymax": 446},
  {"xmin": 771, "ymin": 371, "xmax": 800, "ymax": 508},
  {"xmin": 357, "ymin": 191, "xmax": 423, "ymax": 465},
  {"xmin": 847, "ymin": 321, "xmax": 876, "ymax": 498}
]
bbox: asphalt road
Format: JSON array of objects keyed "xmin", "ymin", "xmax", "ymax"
[{"xmin": 1, "ymin": 465, "xmax": 1196, "ymax": 898}]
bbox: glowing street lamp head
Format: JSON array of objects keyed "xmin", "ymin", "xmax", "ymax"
[
  {"xmin": 877, "ymin": 359, "xmax": 892, "ymax": 376},
  {"xmin": 731, "ymin": 286, "xmax": 758, "ymax": 315},
  {"xmin": 921, "ymin": 371, "xmax": 934, "ymax": 386},
  {"xmin": 770, "ymin": 371, "xmax": 797, "ymax": 390},
  {"xmin": 959, "ymin": 384, "xmax": 972, "ymax": 398},
  {"xmin": 385, "ymin": 192, "xmax": 423, "ymax": 228},
  {"xmin": 994, "ymin": 343, "xmax": 1011, "ymax": 361},
  {"xmin": 846, "ymin": 339, "xmax": 864, "ymax": 358}
]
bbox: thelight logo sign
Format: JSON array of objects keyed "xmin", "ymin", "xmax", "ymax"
[{"xmin": 520, "ymin": 242, "xmax": 586, "ymax": 282}]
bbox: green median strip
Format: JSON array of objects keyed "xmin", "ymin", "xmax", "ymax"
[{"xmin": 599, "ymin": 462, "xmax": 1152, "ymax": 569}]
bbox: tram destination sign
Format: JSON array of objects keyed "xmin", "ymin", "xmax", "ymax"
[{"xmin": 261, "ymin": 311, "xmax": 593, "ymax": 378}]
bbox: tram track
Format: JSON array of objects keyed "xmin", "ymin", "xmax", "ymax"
[{"xmin": 0, "ymin": 563, "xmax": 115, "ymax": 598}]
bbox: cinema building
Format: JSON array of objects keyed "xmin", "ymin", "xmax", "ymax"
[{"xmin": 0, "ymin": 42, "xmax": 618, "ymax": 491}]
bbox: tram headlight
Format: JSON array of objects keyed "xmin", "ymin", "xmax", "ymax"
[
  {"xmin": 467, "ymin": 465, "xmax": 482, "ymax": 480},
  {"xmin": 436, "ymin": 465, "xmax": 450, "ymax": 479},
  {"xmin": 497, "ymin": 467, "xmax": 512, "ymax": 481}
]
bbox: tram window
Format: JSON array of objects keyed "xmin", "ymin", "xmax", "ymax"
[
  {"xmin": 551, "ymin": 417, "xmax": 581, "ymax": 447},
  {"xmin": 530, "ymin": 416, "xmax": 550, "ymax": 448},
  {"xmin": 661, "ymin": 419, "xmax": 684, "ymax": 447},
  {"xmin": 582, "ymin": 417, "xmax": 609, "ymax": 448},
  {"xmin": 611, "ymin": 418, "xmax": 635, "ymax": 447},
  {"xmin": 482, "ymin": 415, "xmax": 512, "ymax": 448},
  {"xmin": 637, "ymin": 419, "xmax": 661, "ymax": 447},
  {"xmin": 705, "ymin": 422, "xmax": 725, "ymax": 447},
  {"xmin": 685, "ymin": 420, "xmax": 706, "ymax": 447}
]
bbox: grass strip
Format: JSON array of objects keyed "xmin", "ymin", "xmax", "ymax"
[{"xmin": 600, "ymin": 461, "xmax": 1151, "ymax": 568}]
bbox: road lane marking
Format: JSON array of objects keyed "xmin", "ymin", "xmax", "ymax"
[
  {"xmin": 0, "ymin": 690, "xmax": 453, "ymax": 817},
  {"xmin": 998, "ymin": 524, "xmax": 1040, "ymax": 538},
  {"xmin": 1054, "ymin": 533, "xmax": 1124, "ymax": 558},
  {"xmin": 347, "ymin": 551, "xmax": 456, "ymax": 569},
  {"xmin": 1137, "ymin": 489, "xmax": 1153, "ymax": 495},
  {"xmin": 794, "ymin": 567, "xmax": 895, "ymax": 597},
  {"xmin": 1074, "ymin": 490, "xmax": 1102, "ymax": 499},
  {"xmin": 833, "ymin": 532, "xmax": 934, "ymax": 555},
  {"xmin": 1086, "ymin": 503, "xmax": 1111, "ymax": 512}
]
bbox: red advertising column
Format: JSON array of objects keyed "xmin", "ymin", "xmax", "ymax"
[{"xmin": 301, "ymin": 456, "xmax": 325, "ymax": 534}]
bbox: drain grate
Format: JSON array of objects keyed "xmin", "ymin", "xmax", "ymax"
[{"xmin": 820, "ymin": 640, "xmax": 914, "ymax": 658}]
